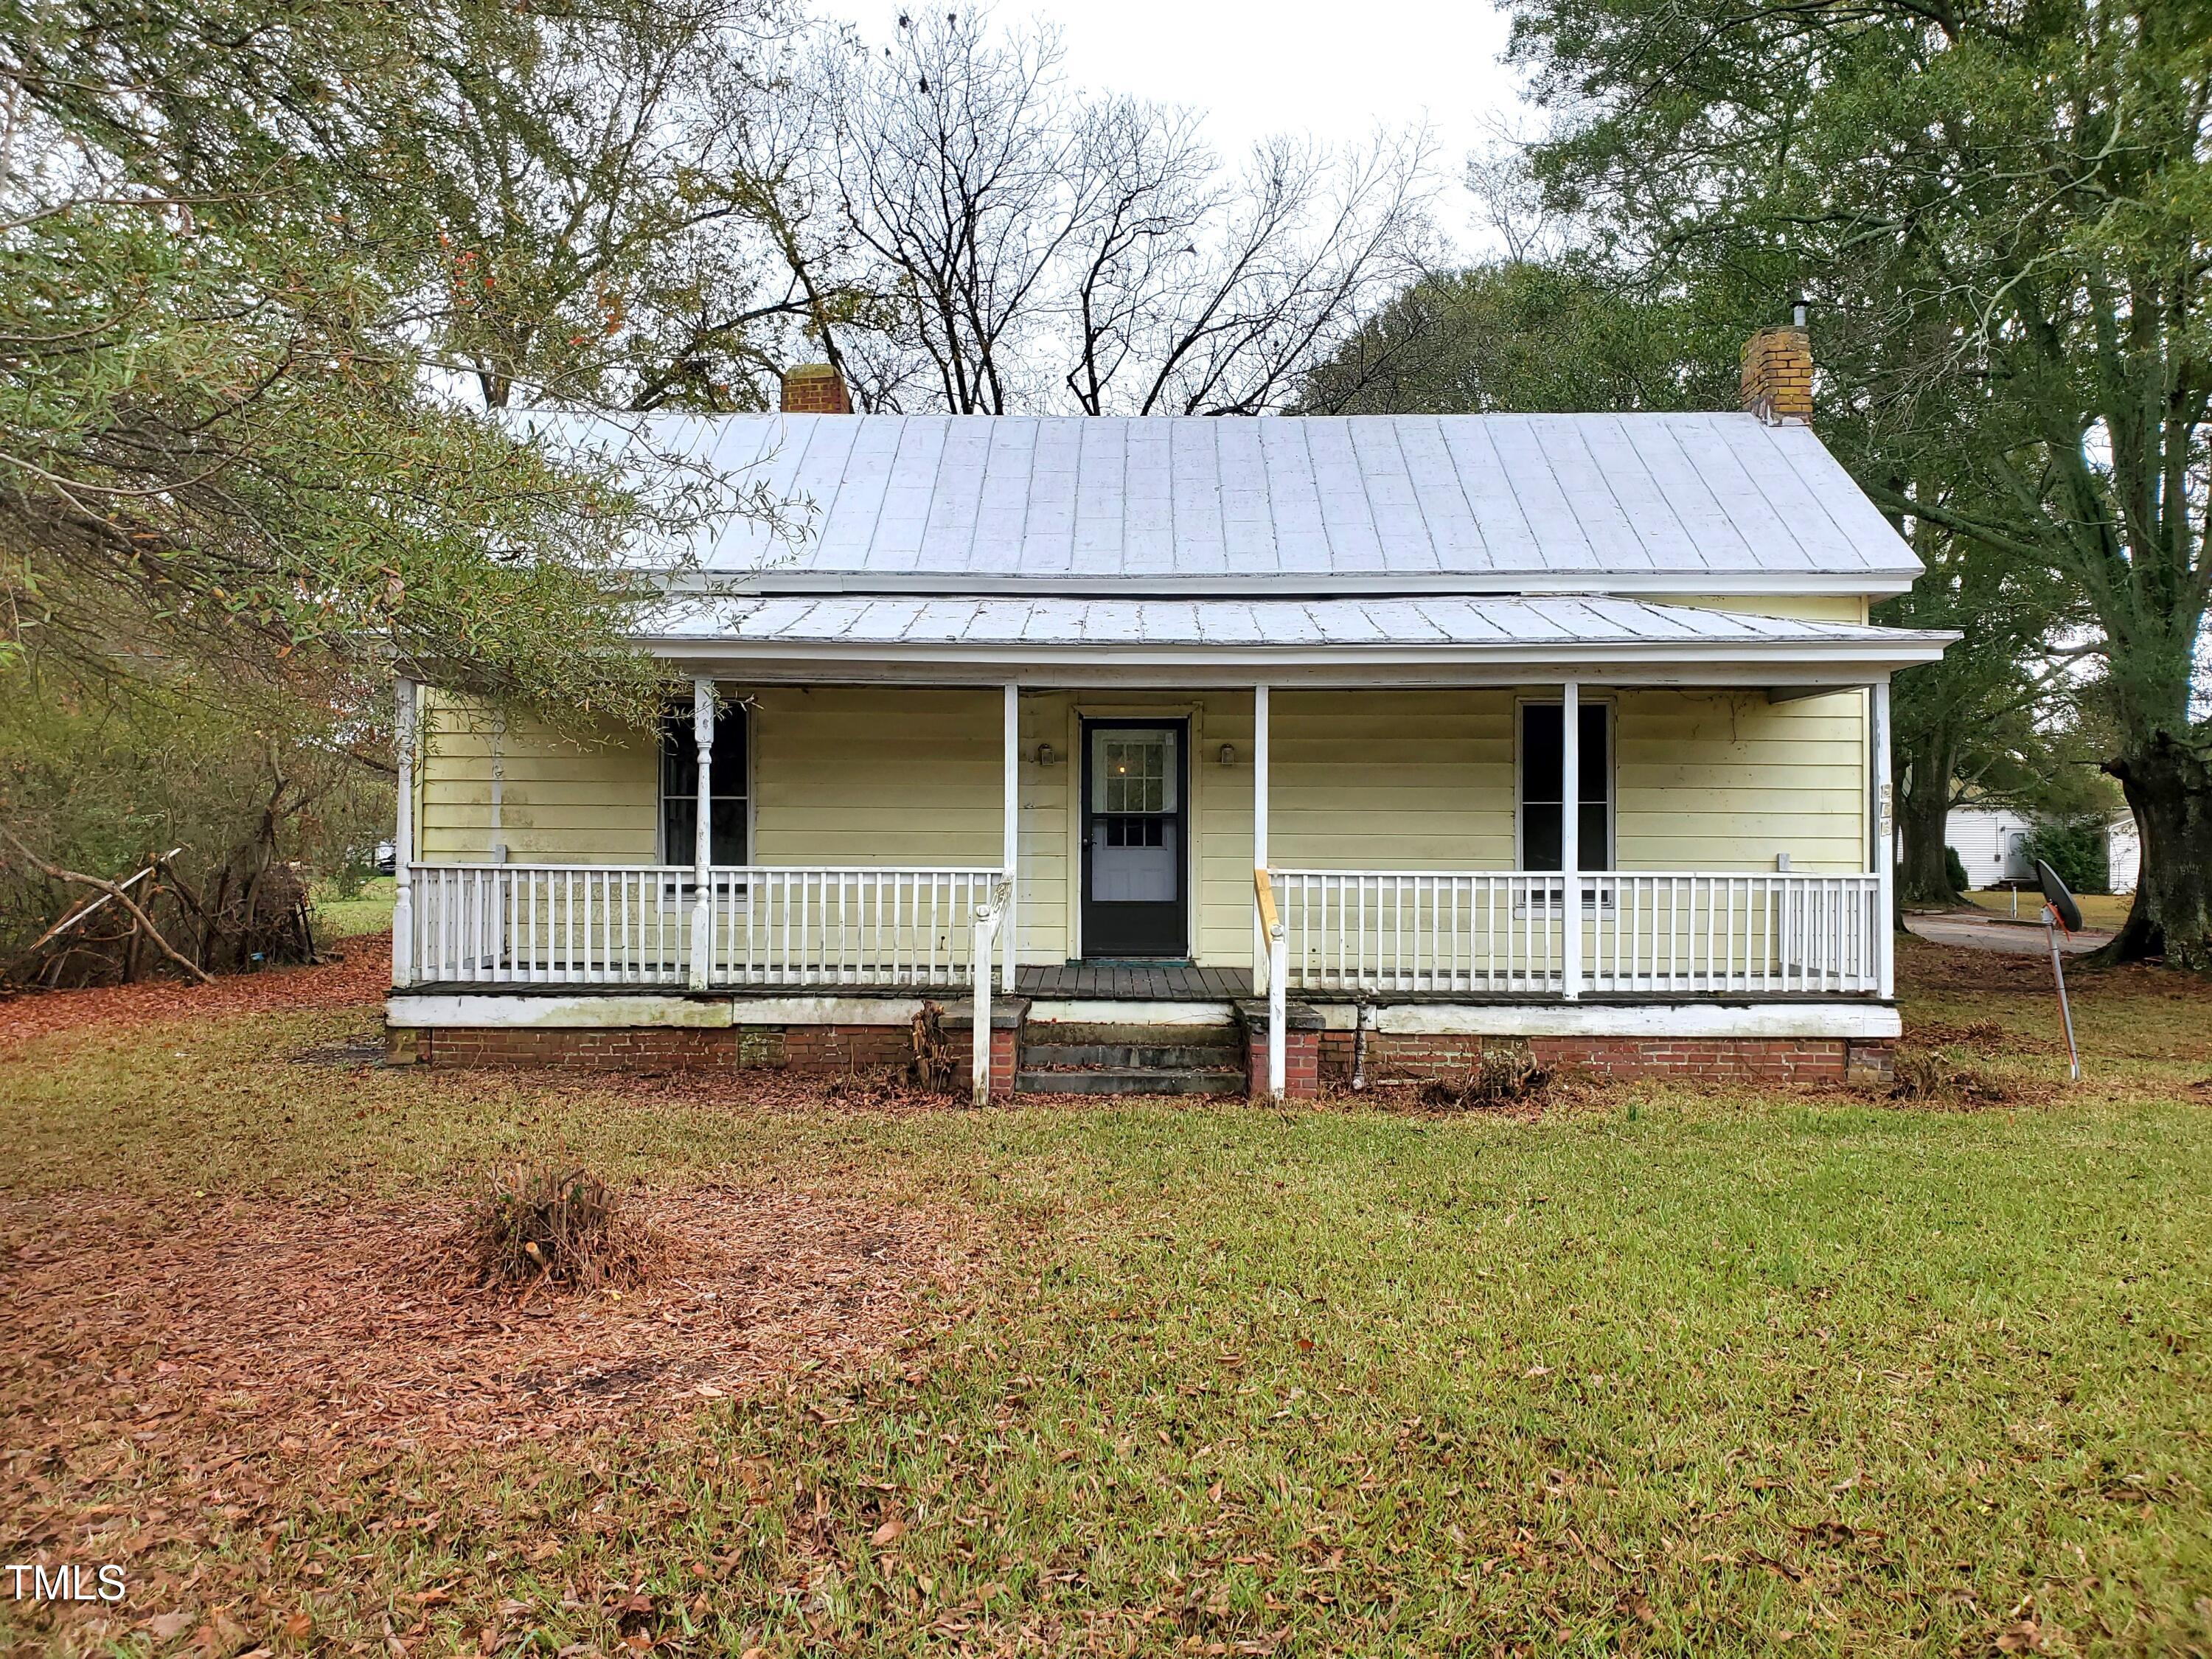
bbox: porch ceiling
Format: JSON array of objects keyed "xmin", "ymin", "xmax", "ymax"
[{"xmin": 636, "ymin": 593, "xmax": 1955, "ymax": 686}]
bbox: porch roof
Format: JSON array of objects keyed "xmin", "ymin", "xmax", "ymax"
[
  {"xmin": 638, "ymin": 592, "xmax": 1953, "ymax": 686},
  {"xmin": 521, "ymin": 409, "xmax": 1927, "ymax": 597}
]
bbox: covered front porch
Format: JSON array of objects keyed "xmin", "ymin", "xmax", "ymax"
[{"xmin": 388, "ymin": 626, "xmax": 1923, "ymax": 1093}]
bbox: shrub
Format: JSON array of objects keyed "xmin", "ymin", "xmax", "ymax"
[
  {"xmin": 460, "ymin": 1164, "xmax": 666, "ymax": 1291},
  {"xmin": 1945, "ymin": 845, "xmax": 1971, "ymax": 894},
  {"xmin": 2020, "ymin": 817, "xmax": 2108, "ymax": 896}
]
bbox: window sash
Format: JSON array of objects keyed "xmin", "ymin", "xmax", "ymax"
[
  {"xmin": 659, "ymin": 705, "xmax": 748, "ymax": 865},
  {"xmin": 1519, "ymin": 701, "xmax": 1611, "ymax": 872}
]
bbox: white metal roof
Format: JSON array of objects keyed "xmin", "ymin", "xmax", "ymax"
[
  {"xmin": 639, "ymin": 593, "xmax": 1952, "ymax": 684},
  {"xmin": 526, "ymin": 410, "xmax": 1926, "ymax": 597}
]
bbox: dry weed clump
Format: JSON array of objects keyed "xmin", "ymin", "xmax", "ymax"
[
  {"xmin": 460, "ymin": 1164, "xmax": 669, "ymax": 1291},
  {"xmin": 1889, "ymin": 1049, "xmax": 2013, "ymax": 1107},
  {"xmin": 1419, "ymin": 1046, "xmax": 1554, "ymax": 1110},
  {"xmin": 910, "ymin": 1001, "xmax": 958, "ymax": 1092}
]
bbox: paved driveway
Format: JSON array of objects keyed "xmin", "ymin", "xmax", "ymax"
[{"xmin": 1906, "ymin": 911, "xmax": 2110, "ymax": 956}]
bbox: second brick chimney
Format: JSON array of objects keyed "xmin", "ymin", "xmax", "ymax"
[
  {"xmin": 780, "ymin": 362, "xmax": 852, "ymax": 414},
  {"xmin": 1739, "ymin": 310, "xmax": 1814, "ymax": 425}
]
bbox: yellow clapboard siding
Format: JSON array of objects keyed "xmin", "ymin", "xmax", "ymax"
[
  {"xmin": 414, "ymin": 692, "xmax": 659, "ymax": 864},
  {"xmin": 1664, "ymin": 593, "xmax": 1869, "ymax": 623},
  {"xmin": 748, "ymin": 686, "xmax": 1002, "ymax": 866}
]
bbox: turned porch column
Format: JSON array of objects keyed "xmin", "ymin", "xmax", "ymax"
[
  {"xmin": 391, "ymin": 676, "xmax": 418, "ymax": 987},
  {"xmin": 689, "ymin": 677, "xmax": 714, "ymax": 991}
]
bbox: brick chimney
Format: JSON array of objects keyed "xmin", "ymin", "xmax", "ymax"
[
  {"xmin": 1739, "ymin": 307, "xmax": 1813, "ymax": 424},
  {"xmin": 780, "ymin": 362, "xmax": 852, "ymax": 414}
]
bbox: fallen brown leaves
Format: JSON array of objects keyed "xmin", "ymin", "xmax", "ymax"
[
  {"xmin": 0, "ymin": 1181, "xmax": 975, "ymax": 1470},
  {"xmin": 0, "ymin": 933, "xmax": 394, "ymax": 1049}
]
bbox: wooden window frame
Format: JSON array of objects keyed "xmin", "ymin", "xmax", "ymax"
[
  {"xmin": 655, "ymin": 700, "xmax": 753, "ymax": 891},
  {"xmin": 1514, "ymin": 695, "xmax": 1615, "ymax": 908}
]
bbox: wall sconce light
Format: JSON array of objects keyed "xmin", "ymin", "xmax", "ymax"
[
  {"xmin": 1219, "ymin": 743, "xmax": 1237, "ymax": 767},
  {"xmin": 1035, "ymin": 742, "xmax": 1057, "ymax": 768}
]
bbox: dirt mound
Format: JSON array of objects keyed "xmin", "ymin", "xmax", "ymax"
[{"xmin": 0, "ymin": 1183, "xmax": 974, "ymax": 1465}]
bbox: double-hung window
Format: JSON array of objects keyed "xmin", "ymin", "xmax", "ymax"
[
  {"xmin": 1519, "ymin": 700, "xmax": 1612, "ymax": 874},
  {"xmin": 660, "ymin": 703, "xmax": 748, "ymax": 869}
]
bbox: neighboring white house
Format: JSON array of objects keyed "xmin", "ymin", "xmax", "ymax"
[
  {"xmin": 383, "ymin": 328, "xmax": 1958, "ymax": 1096},
  {"xmin": 1943, "ymin": 804, "xmax": 2039, "ymax": 888},
  {"xmin": 2107, "ymin": 815, "xmax": 2140, "ymax": 892},
  {"xmin": 1938, "ymin": 803, "xmax": 2140, "ymax": 892}
]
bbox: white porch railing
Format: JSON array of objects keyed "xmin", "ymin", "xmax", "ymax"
[
  {"xmin": 708, "ymin": 866, "xmax": 1004, "ymax": 988},
  {"xmin": 1268, "ymin": 869, "xmax": 1882, "ymax": 997},
  {"xmin": 1585, "ymin": 872, "xmax": 1881, "ymax": 995},
  {"xmin": 403, "ymin": 863, "xmax": 1002, "ymax": 990}
]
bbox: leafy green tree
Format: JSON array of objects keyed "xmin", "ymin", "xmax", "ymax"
[
  {"xmin": 1297, "ymin": 262, "xmax": 1731, "ymax": 415},
  {"xmin": 1505, "ymin": 0, "xmax": 2212, "ymax": 966},
  {"xmin": 1295, "ymin": 263, "xmax": 2075, "ymax": 913},
  {"xmin": 0, "ymin": 657, "xmax": 394, "ymax": 960},
  {"xmin": 0, "ymin": 0, "xmax": 770, "ymax": 748}
]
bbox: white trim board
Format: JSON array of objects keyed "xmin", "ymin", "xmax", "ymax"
[
  {"xmin": 1306, "ymin": 1001, "xmax": 1900, "ymax": 1040},
  {"xmin": 662, "ymin": 571, "xmax": 1920, "ymax": 600},
  {"xmin": 1026, "ymin": 999, "xmax": 1239, "ymax": 1026},
  {"xmin": 386, "ymin": 993, "xmax": 928, "ymax": 1029},
  {"xmin": 642, "ymin": 641, "xmax": 1952, "ymax": 683}
]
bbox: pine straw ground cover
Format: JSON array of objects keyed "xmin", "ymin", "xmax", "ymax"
[{"xmin": 1, "ymin": 938, "xmax": 2209, "ymax": 1655}]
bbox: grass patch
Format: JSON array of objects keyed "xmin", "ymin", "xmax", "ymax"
[
  {"xmin": 311, "ymin": 874, "xmax": 394, "ymax": 942},
  {"xmin": 3, "ymin": 946, "xmax": 2209, "ymax": 1655}
]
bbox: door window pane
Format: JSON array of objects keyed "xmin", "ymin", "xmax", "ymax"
[{"xmin": 1094, "ymin": 730, "xmax": 1177, "ymax": 814}]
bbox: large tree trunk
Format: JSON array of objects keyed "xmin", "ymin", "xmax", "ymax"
[
  {"xmin": 2098, "ymin": 727, "xmax": 2212, "ymax": 973},
  {"xmin": 1895, "ymin": 726, "xmax": 1959, "ymax": 907}
]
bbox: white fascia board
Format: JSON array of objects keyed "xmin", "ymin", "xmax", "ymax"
[
  {"xmin": 639, "ymin": 638, "xmax": 1955, "ymax": 686},
  {"xmin": 1304, "ymin": 1001, "xmax": 1901, "ymax": 1040},
  {"xmin": 661, "ymin": 569, "xmax": 1924, "ymax": 599}
]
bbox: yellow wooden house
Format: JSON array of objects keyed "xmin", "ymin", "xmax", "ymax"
[{"xmin": 386, "ymin": 327, "xmax": 1952, "ymax": 1096}]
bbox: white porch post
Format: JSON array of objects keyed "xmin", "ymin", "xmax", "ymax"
[
  {"xmin": 1561, "ymin": 679, "xmax": 1582, "ymax": 1000},
  {"xmin": 1872, "ymin": 678, "xmax": 1895, "ymax": 999},
  {"xmin": 689, "ymin": 678, "xmax": 714, "ymax": 991},
  {"xmin": 1253, "ymin": 683, "xmax": 1270, "ymax": 995},
  {"xmin": 1002, "ymin": 683, "xmax": 1018, "ymax": 993},
  {"xmin": 391, "ymin": 676, "xmax": 417, "ymax": 987}
]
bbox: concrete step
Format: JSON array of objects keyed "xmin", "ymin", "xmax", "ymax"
[
  {"xmin": 1022, "ymin": 1040, "xmax": 1243, "ymax": 1069},
  {"xmin": 1015, "ymin": 1065, "xmax": 1249, "ymax": 1097}
]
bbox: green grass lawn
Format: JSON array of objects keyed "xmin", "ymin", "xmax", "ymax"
[
  {"xmin": 2, "ymin": 942, "xmax": 2208, "ymax": 1655},
  {"xmin": 311, "ymin": 874, "xmax": 395, "ymax": 942}
]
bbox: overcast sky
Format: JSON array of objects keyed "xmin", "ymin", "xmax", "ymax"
[{"xmin": 826, "ymin": 1, "xmax": 1532, "ymax": 250}]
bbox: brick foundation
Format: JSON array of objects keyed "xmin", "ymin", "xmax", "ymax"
[
  {"xmin": 400, "ymin": 1023, "xmax": 914, "ymax": 1075},
  {"xmin": 1313, "ymin": 1031, "xmax": 1887, "ymax": 1092},
  {"xmin": 397, "ymin": 1019, "xmax": 1891, "ymax": 1099}
]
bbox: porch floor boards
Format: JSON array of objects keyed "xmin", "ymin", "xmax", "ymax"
[{"xmin": 1016, "ymin": 962, "xmax": 1251, "ymax": 1001}]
